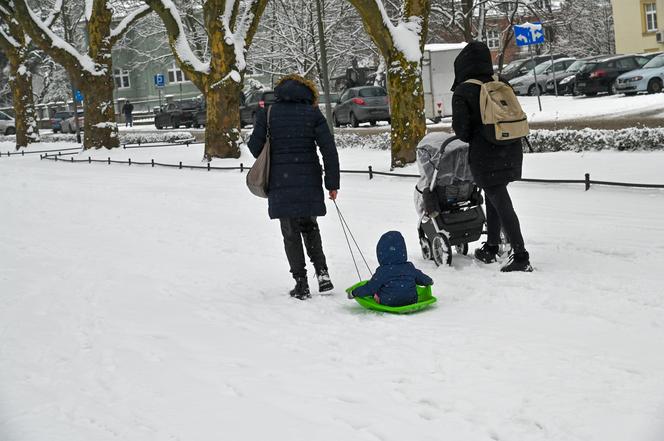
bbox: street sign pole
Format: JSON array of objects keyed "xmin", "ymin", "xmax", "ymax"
[{"xmin": 529, "ymin": 45, "xmax": 542, "ymax": 111}]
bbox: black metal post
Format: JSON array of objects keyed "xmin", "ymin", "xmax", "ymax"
[
  {"xmin": 128, "ymin": 158, "xmax": 131, "ymax": 166},
  {"xmin": 151, "ymin": 159, "xmax": 154, "ymax": 167},
  {"xmin": 368, "ymin": 165, "xmax": 373, "ymax": 179},
  {"xmin": 179, "ymin": 161, "xmax": 182, "ymax": 169},
  {"xmin": 585, "ymin": 173, "xmax": 590, "ymax": 191}
]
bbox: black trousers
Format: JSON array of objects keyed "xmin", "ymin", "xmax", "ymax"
[
  {"xmin": 484, "ymin": 184, "xmax": 526, "ymax": 253},
  {"xmin": 279, "ymin": 217, "xmax": 328, "ymax": 279}
]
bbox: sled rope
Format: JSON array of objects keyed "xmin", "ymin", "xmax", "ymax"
[{"xmin": 333, "ymin": 200, "xmax": 372, "ymax": 281}]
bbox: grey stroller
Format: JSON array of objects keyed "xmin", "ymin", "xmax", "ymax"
[{"xmin": 415, "ymin": 133, "xmax": 505, "ymax": 266}]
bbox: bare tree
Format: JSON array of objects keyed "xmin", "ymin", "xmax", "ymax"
[
  {"xmin": 144, "ymin": 0, "xmax": 269, "ymax": 160},
  {"xmin": 10, "ymin": 0, "xmax": 152, "ymax": 150}
]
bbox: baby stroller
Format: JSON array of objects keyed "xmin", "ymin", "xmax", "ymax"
[{"xmin": 415, "ymin": 133, "xmax": 494, "ymax": 266}]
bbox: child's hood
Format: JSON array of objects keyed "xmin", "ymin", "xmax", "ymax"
[{"xmin": 376, "ymin": 231, "xmax": 408, "ymax": 265}]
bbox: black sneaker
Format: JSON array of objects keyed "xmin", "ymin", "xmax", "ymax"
[
  {"xmin": 316, "ymin": 270, "xmax": 334, "ymax": 293},
  {"xmin": 474, "ymin": 242, "xmax": 499, "ymax": 264},
  {"xmin": 289, "ymin": 277, "xmax": 311, "ymax": 300},
  {"xmin": 501, "ymin": 251, "xmax": 533, "ymax": 272}
]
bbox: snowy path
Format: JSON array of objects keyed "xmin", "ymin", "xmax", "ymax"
[{"xmin": 1, "ymin": 145, "xmax": 664, "ymax": 441}]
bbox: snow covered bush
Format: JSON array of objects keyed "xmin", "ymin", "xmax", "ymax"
[
  {"xmin": 530, "ymin": 128, "xmax": 664, "ymax": 152},
  {"xmin": 0, "ymin": 131, "xmax": 194, "ymax": 145}
]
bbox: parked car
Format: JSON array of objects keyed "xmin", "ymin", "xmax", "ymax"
[
  {"xmin": 500, "ymin": 54, "xmax": 569, "ymax": 81},
  {"xmin": 154, "ymin": 99, "xmax": 200, "ymax": 129},
  {"xmin": 616, "ymin": 54, "xmax": 664, "ymax": 95},
  {"xmin": 50, "ymin": 111, "xmax": 73, "ymax": 133},
  {"xmin": 332, "ymin": 86, "xmax": 390, "ymax": 127},
  {"xmin": 240, "ymin": 89, "xmax": 276, "ymax": 127},
  {"xmin": 545, "ymin": 55, "xmax": 611, "ymax": 95},
  {"xmin": 639, "ymin": 51, "xmax": 664, "ymax": 60},
  {"xmin": 60, "ymin": 111, "xmax": 84, "ymax": 133},
  {"xmin": 317, "ymin": 92, "xmax": 339, "ymax": 115},
  {"xmin": 0, "ymin": 110, "xmax": 16, "ymax": 135},
  {"xmin": 575, "ymin": 54, "xmax": 650, "ymax": 96},
  {"xmin": 510, "ymin": 58, "xmax": 576, "ymax": 96}
]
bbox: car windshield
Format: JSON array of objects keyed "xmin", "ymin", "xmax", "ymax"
[
  {"xmin": 529, "ymin": 61, "xmax": 553, "ymax": 75},
  {"xmin": 644, "ymin": 55, "xmax": 664, "ymax": 68},
  {"xmin": 502, "ymin": 60, "xmax": 524, "ymax": 73},
  {"xmin": 565, "ymin": 60, "xmax": 586, "ymax": 72},
  {"xmin": 580, "ymin": 62, "xmax": 599, "ymax": 73},
  {"xmin": 358, "ymin": 87, "xmax": 386, "ymax": 97}
]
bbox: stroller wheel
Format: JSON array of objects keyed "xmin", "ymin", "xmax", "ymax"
[
  {"xmin": 431, "ymin": 235, "xmax": 452, "ymax": 267},
  {"xmin": 454, "ymin": 243, "xmax": 469, "ymax": 255},
  {"xmin": 420, "ymin": 238, "xmax": 432, "ymax": 260}
]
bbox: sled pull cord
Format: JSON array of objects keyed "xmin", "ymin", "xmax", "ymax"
[{"xmin": 333, "ymin": 200, "xmax": 373, "ymax": 281}]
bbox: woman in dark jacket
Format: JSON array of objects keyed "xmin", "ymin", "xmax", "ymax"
[
  {"xmin": 451, "ymin": 42, "xmax": 532, "ymax": 272},
  {"xmin": 248, "ymin": 74, "xmax": 341, "ymax": 298}
]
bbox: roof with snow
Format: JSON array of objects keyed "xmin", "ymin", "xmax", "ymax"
[{"xmin": 425, "ymin": 43, "xmax": 468, "ymax": 52}]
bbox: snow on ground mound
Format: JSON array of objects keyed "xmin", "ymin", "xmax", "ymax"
[{"xmin": 1, "ymin": 144, "xmax": 664, "ymax": 441}]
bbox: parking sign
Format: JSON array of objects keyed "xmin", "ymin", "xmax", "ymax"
[{"xmin": 154, "ymin": 74, "xmax": 165, "ymax": 88}]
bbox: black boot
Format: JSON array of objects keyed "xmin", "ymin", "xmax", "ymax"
[
  {"xmin": 289, "ymin": 277, "xmax": 311, "ymax": 300},
  {"xmin": 501, "ymin": 251, "xmax": 533, "ymax": 272},
  {"xmin": 316, "ymin": 269, "xmax": 334, "ymax": 293},
  {"xmin": 474, "ymin": 242, "xmax": 499, "ymax": 264}
]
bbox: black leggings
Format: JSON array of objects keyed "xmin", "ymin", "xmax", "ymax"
[
  {"xmin": 484, "ymin": 184, "xmax": 526, "ymax": 253},
  {"xmin": 279, "ymin": 217, "xmax": 328, "ymax": 279}
]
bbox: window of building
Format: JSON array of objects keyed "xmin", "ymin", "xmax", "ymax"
[
  {"xmin": 113, "ymin": 68, "xmax": 130, "ymax": 89},
  {"xmin": 645, "ymin": 3, "xmax": 658, "ymax": 33},
  {"xmin": 487, "ymin": 30, "xmax": 500, "ymax": 50},
  {"xmin": 167, "ymin": 62, "xmax": 186, "ymax": 83}
]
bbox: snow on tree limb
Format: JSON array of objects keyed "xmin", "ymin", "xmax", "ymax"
[
  {"xmin": 374, "ymin": 0, "xmax": 423, "ymax": 62},
  {"xmin": 42, "ymin": 0, "xmax": 63, "ymax": 28},
  {"xmin": 110, "ymin": 4, "xmax": 153, "ymax": 43},
  {"xmin": 12, "ymin": 0, "xmax": 104, "ymax": 76},
  {"xmin": 85, "ymin": 0, "xmax": 93, "ymax": 21},
  {"xmin": 0, "ymin": 24, "xmax": 20, "ymax": 49},
  {"xmin": 143, "ymin": 0, "xmax": 210, "ymax": 76}
]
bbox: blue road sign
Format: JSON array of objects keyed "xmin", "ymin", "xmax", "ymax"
[
  {"xmin": 74, "ymin": 89, "xmax": 83, "ymax": 102},
  {"xmin": 514, "ymin": 22, "xmax": 545, "ymax": 47},
  {"xmin": 154, "ymin": 74, "xmax": 165, "ymax": 88}
]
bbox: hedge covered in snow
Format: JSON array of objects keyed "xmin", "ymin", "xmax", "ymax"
[
  {"xmin": 332, "ymin": 127, "xmax": 664, "ymax": 152},
  {"xmin": 0, "ymin": 131, "xmax": 195, "ymax": 145}
]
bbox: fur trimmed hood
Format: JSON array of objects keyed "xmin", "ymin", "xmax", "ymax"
[{"xmin": 274, "ymin": 74, "xmax": 319, "ymax": 105}]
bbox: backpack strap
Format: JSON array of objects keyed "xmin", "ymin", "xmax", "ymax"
[{"xmin": 463, "ymin": 79, "xmax": 484, "ymax": 86}]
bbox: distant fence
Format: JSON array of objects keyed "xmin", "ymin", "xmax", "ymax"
[{"xmin": 32, "ymin": 143, "xmax": 664, "ymax": 191}]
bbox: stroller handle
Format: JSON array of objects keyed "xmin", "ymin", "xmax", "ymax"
[{"xmin": 429, "ymin": 135, "xmax": 460, "ymax": 192}]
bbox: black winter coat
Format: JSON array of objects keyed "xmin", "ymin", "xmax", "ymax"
[
  {"xmin": 248, "ymin": 79, "xmax": 340, "ymax": 219},
  {"xmin": 451, "ymin": 42, "xmax": 523, "ymax": 189}
]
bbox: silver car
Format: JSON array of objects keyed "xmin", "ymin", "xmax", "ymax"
[
  {"xmin": 510, "ymin": 58, "xmax": 577, "ymax": 96},
  {"xmin": 60, "ymin": 111, "xmax": 85, "ymax": 133},
  {"xmin": 332, "ymin": 86, "xmax": 390, "ymax": 127},
  {"xmin": 0, "ymin": 110, "xmax": 16, "ymax": 135}
]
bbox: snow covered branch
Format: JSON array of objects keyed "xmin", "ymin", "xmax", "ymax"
[{"xmin": 110, "ymin": 4, "xmax": 153, "ymax": 44}]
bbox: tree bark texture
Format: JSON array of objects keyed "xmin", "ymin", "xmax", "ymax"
[
  {"xmin": 11, "ymin": 0, "xmax": 151, "ymax": 150},
  {"xmin": 347, "ymin": 0, "xmax": 430, "ymax": 168},
  {"xmin": 146, "ymin": 0, "xmax": 268, "ymax": 159},
  {"xmin": 0, "ymin": 13, "xmax": 39, "ymax": 148}
]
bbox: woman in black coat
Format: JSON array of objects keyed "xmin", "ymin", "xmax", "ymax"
[
  {"xmin": 248, "ymin": 74, "xmax": 340, "ymax": 298},
  {"xmin": 451, "ymin": 42, "xmax": 532, "ymax": 272}
]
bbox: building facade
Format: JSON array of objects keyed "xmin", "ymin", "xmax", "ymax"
[{"xmin": 612, "ymin": 0, "xmax": 664, "ymax": 53}]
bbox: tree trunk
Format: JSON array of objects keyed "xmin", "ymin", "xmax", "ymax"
[
  {"xmin": 204, "ymin": 80, "xmax": 242, "ymax": 159},
  {"xmin": 8, "ymin": 50, "xmax": 39, "ymax": 149},
  {"xmin": 386, "ymin": 53, "xmax": 426, "ymax": 168},
  {"xmin": 80, "ymin": 73, "xmax": 119, "ymax": 149}
]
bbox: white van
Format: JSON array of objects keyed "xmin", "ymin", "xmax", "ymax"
[{"xmin": 422, "ymin": 43, "xmax": 467, "ymax": 123}]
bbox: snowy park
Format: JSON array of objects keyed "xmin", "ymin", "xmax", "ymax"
[{"xmin": 2, "ymin": 141, "xmax": 664, "ymax": 441}]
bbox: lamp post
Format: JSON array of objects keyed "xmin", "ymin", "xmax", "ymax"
[{"xmin": 315, "ymin": 0, "xmax": 334, "ymax": 134}]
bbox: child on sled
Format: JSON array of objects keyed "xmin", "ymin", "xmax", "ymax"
[{"xmin": 348, "ymin": 231, "xmax": 433, "ymax": 307}]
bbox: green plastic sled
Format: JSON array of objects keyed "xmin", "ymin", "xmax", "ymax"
[{"xmin": 346, "ymin": 280, "xmax": 438, "ymax": 314}]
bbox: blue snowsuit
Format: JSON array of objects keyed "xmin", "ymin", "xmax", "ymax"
[{"xmin": 352, "ymin": 231, "xmax": 433, "ymax": 307}]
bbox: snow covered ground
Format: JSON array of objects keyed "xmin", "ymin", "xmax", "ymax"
[{"xmin": 2, "ymin": 142, "xmax": 664, "ymax": 441}]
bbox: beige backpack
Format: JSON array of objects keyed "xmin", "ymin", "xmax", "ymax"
[{"xmin": 464, "ymin": 75, "xmax": 529, "ymax": 144}]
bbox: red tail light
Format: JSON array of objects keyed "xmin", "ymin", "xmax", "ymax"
[
  {"xmin": 351, "ymin": 97, "xmax": 366, "ymax": 105},
  {"xmin": 259, "ymin": 100, "xmax": 265, "ymax": 108},
  {"xmin": 589, "ymin": 69, "xmax": 606, "ymax": 79}
]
